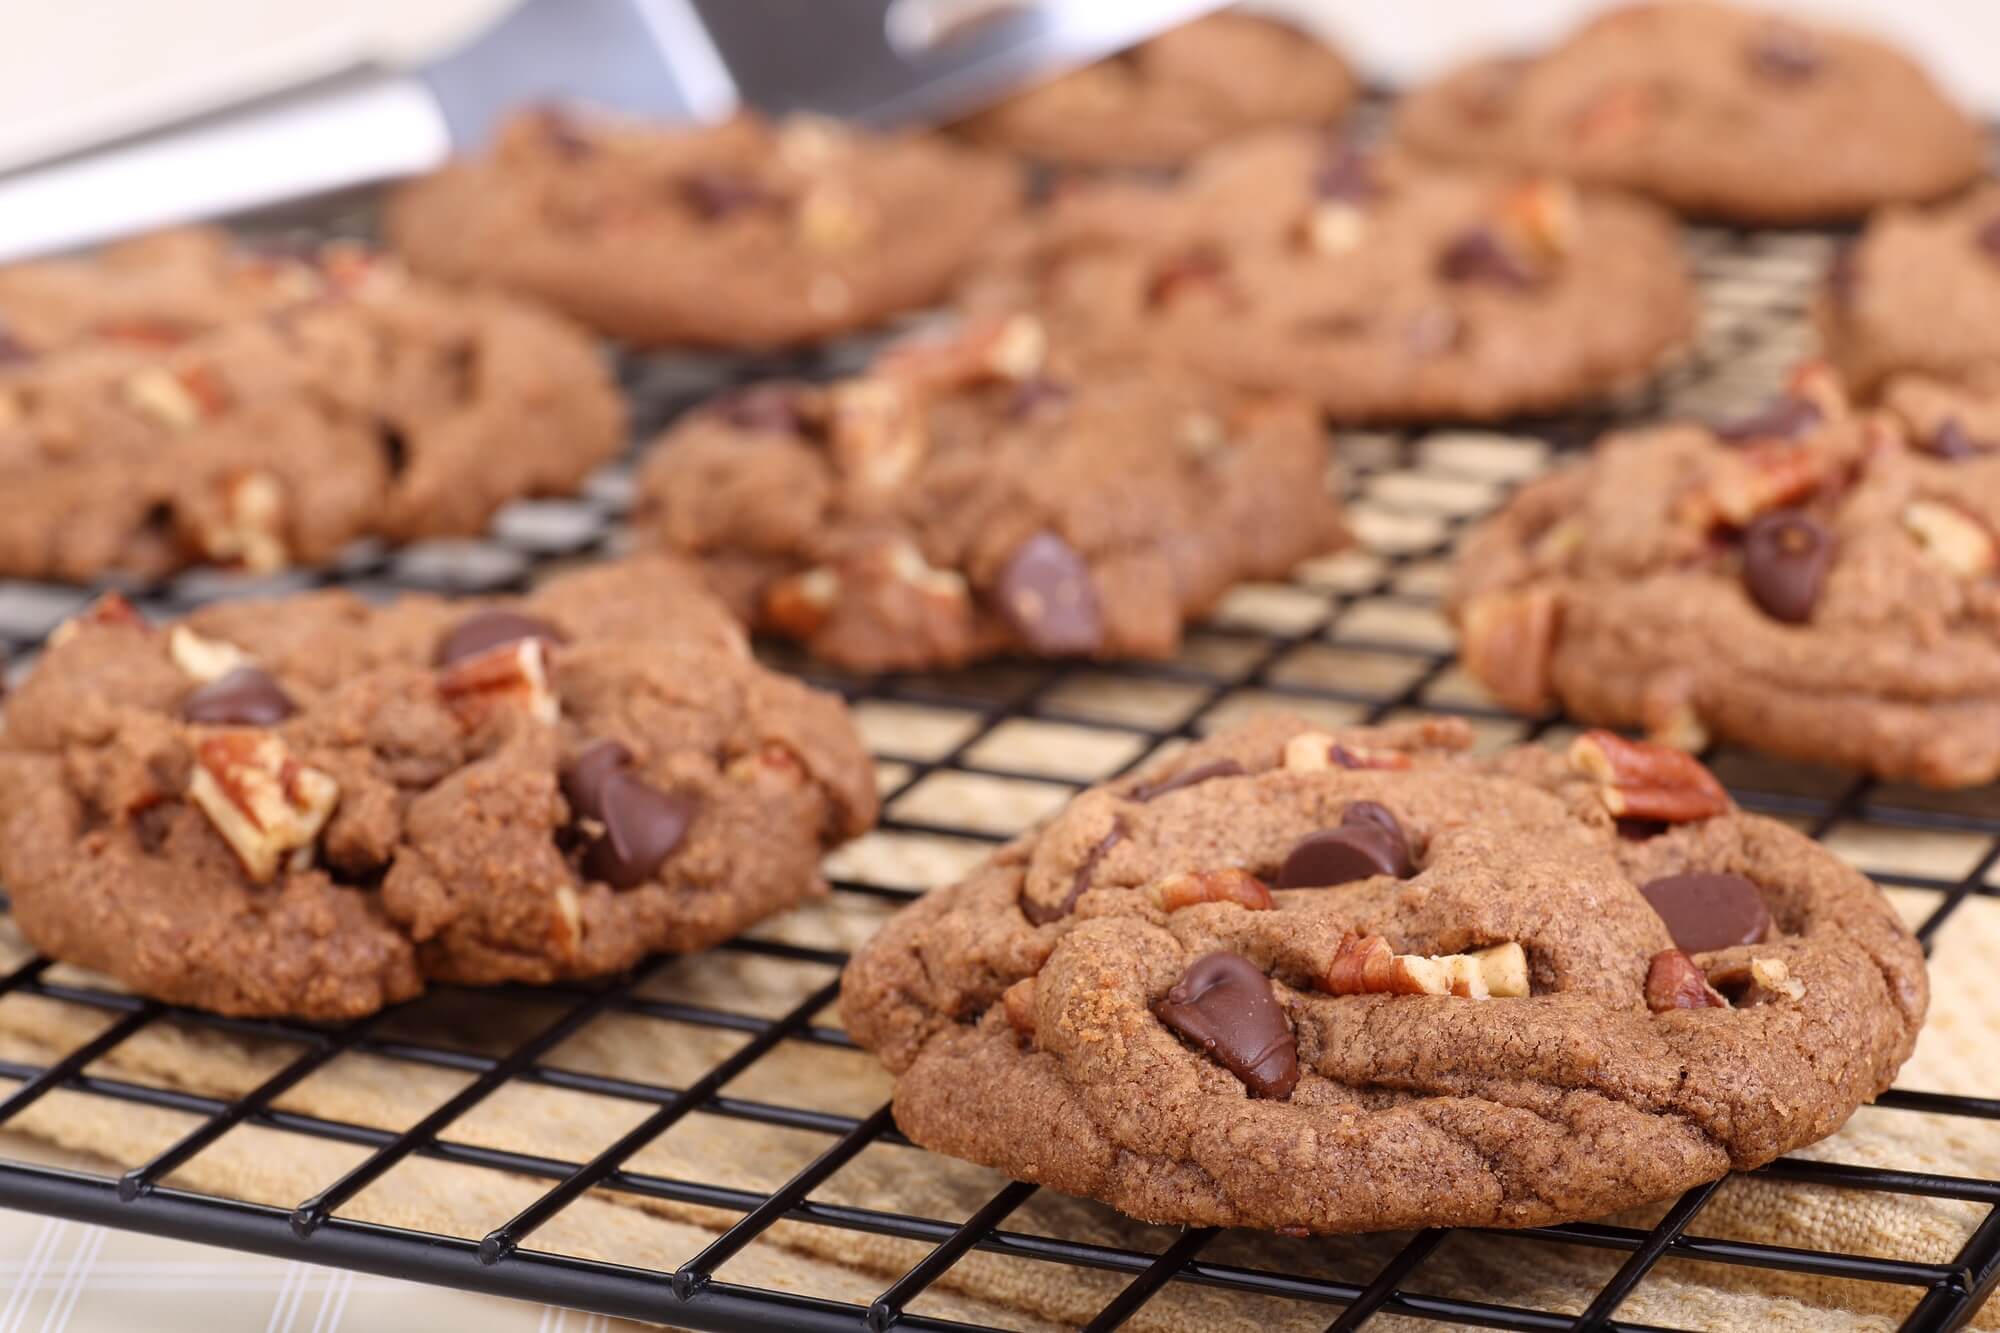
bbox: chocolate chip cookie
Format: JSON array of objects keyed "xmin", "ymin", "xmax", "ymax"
[
  {"xmin": 839, "ymin": 713, "xmax": 1926, "ymax": 1233},
  {"xmin": 954, "ymin": 11, "xmax": 1358, "ymax": 170},
  {"xmin": 1818, "ymin": 185, "xmax": 2000, "ymax": 408},
  {"xmin": 0, "ymin": 227, "xmax": 624, "ymax": 582},
  {"xmin": 1396, "ymin": 1, "xmax": 1985, "ymax": 225},
  {"xmin": 387, "ymin": 111, "xmax": 1021, "ymax": 349},
  {"xmin": 961, "ymin": 131, "xmax": 1694, "ymax": 422},
  {"xmin": 632, "ymin": 314, "xmax": 1345, "ymax": 671},
  {"xmin": 0, "ymin": 558, "xmax": 877, "ymax": 1018},
  {"xmin": 1452, "ymin": 363, "xmax": 2000, "ymax": 786}
]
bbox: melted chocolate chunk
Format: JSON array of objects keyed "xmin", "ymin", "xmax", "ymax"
[
  {"xmin": 1713, "ymin": 396, "xmax": 1821, "ymax": 444},
  {"xmin": 1742, "ymin": 509, "xmax": 1833, "ymax": 624},
  {"xmin": 1276, "ymin": 801, "xmax": 1414, "ymax": 888},
  {"xmin": 1640, "ymin": 872, "xmax": 1771, "ymax": 954},
  {"xmin": 182, "ymin": 667, "xmax": 297, "ymax": 726},
  {"xmin": 1437, "ymin": 227, "xmax": 1537, "ymax": 289},
  {"xmin": 584, "ymin": 769, "xmax": 696, "ymax": 888},
  {"xmin": 436, "ymin": 610, "xmax": 566, "ymax": 667},
  {"xmin": 1748, "ymin": 24, "xmax": 1821, "ymax": 82},
  {"xmin": 1927, "ymin": 417, "xmax": 1990, "ymax": 460},
  {"xmin": 1155, "ymin": 952, "xmax": 1299, "ymax": 1099},
  {"xmin": 1128, "ymin": 759, "xmax": 1245, "ymax": 804},
  {"xmin": 1023, "ymin": 821, "xmax": 1124, "ymax": 926},
  {"xmin": 996, "ymin": 532, "xmax": 1103, "ymax": 655},
  {"xmin": 562, "ymin": 739, "xmax": 635, "ymax": 822}
]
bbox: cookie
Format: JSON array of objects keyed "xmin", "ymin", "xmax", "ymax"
[
  {"xmin": 954, "ymin": 11, "xmax": 1357, "ymax": 170},
  {"xmin": 632, "ymin": 314, "xmax": 1345, "ymax": 672},
  {"xmin": 839, "ymin": 713, "xmax": 1925, "ymax": 1234},
  {"xmin": 0, "ymin": 558, "xmax": 877, "ymax": 1018},
  {"xmin": 961, "ymin": 131, "xmax": 1694, "ymax": 422},
  {"xmin": 1818, "ymin": 185, "xmax": 2000, "ymax": 405},
  {"xmin": 0, "ymin": 228, "xmax": 624, "ymax": 583},
  {"xmin": 1452, "ymin": 363, "xmax": 2000, "ymax": 787},
  {"xmin": 386, "ymin": 111, "xmax": 1021, "ymax": 349},
  {"xmin": 1396, "ymin": 1, "xmax": 1984, "ymax": 225}
]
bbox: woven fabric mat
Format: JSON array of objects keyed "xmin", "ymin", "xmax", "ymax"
[{"xmin": 0, "ymin": 228, "xmax": 1995, "ymax": 1331}]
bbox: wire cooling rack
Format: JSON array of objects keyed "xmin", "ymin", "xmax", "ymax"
[{"xmin": 0, "ymin": 217, "xmax": 1996, "ymax": 1333}]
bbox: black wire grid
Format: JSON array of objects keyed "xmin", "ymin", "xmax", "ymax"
[{"xmin": 0, "ymin": 221, "xmax": 1995, "ymax": 1333}]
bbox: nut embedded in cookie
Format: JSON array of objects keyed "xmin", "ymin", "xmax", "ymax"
[{"xmin": 187, "ymin": 731, "xmax": 341, "ymax": 883}]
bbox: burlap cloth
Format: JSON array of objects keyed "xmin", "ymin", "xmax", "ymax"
[{"xmin": 0, "ymin": 424, "xmax": 1996, "ymax": 1330}]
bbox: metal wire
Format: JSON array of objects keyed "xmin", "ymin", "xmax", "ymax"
[{"xmin": 0, "ymin": 217, "xmax": 1995, "ymax": 1333}]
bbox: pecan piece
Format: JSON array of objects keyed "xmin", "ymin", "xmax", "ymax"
[
  {"xmin": 1902, "ymin": 500, "xmax": 1998, "ymax": 577},
  {"xmin": 1459, "ymin": 586, "xmax": 1560, "ymax": 713},
  {"xmin": 1320, "ymin": 935, "xmax": 1528, "ymax": 999},
  {"xmin": 1568, "ymin": 731, "xmax": 1730, "ymax": 823},
  {"xmin": 874, "ymin": 313, "xmax": 1047, "ymax": 390},
  {"xmin": 168, "ymin": 625, "xmax": 250, "ymax": 683},
  {"xmin": 763, "ymin": 568, "xmax": 841, "ymax": 638},
  {"xmin": 1152, "ymin": 868, "xmax": 1276, "ymax": 913},
  {"xmin": 198, "ymin": 471, "xmax": 289, "ymax": 572},
  {"xmin": 1645, "ymin": 948, "xmax": 1729, "ymax": 1012},
  {"xmin": 827, "ymin": 379, "xmax": 926, "ymax": 493},
  {"xmin": 48, "ymin": 592, "xmax": 148, "ymax": 648},
  {"xmin": 437, "ymin": 638, "xmax": 559, "ymax": 728},
  {"xmin": 187, "ymin": 731, "xmax": 340, "ymax": 882},
  {"xmin": 1001, "ymin": 975, "xmax": 1038, "ymax": 1041},
  {"xmin": 1677, "ymin": 443, "xmax": 1825, "ymax": 530}
]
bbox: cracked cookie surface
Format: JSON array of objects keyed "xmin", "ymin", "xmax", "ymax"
[
  {"xmin": 838, "ymin": 715, "xmax": 1925, "ymax": 1233},
  {"xmin": 1396, "ymin": 1, "xmax": 1983, "ymax": 224},
  {"xmin": 632, "ymin": 316, "xmax": 1346, "ymax": 672},
  {"xmin": 388, "ymin": 111, "xmax": 1021, "ymax": 349},
  {"xmin": 960, "ymin": 131, "xmax": 1693, "ymax": 423},
  {"xmin": 0, "ymin": 558, "xmax": 877, "ymax": 1019},
  {"xmin": 954, "ymin": 11, "xmax": 1357, "ymax": 170},
  {"xmin": 1452, "ymin": 365, "xmax": 2000, "ymax": 786},
  {"xmin": 0, "ymin": 227, "xmax": 624, "ymax": 583}
]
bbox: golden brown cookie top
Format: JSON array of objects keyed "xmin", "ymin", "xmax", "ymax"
[{"xmin": 839, "ymin": 713, "xmax": 1926, "ymax": 1234}]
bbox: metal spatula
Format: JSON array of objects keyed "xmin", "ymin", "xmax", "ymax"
[{"xmin": 0, "ymin": 0, "xmax": 1218, "ymax": 264}]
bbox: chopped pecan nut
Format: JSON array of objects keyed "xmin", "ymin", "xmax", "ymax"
[
  {"xmin": 827, "ymin": 379, "xmax": 926, "ymax": 493},
  {"xmin": 1320, "ymin": 935, "xmax": 1529, "ymax": 1000},
  {"xmin": 875, "ymin": 313, "xmax": 1048, "ymax": 390},
  {"xmin": 1677, "ymin": 443, "xmax": 1825, "ymax": 530},
  {"xmin": 187, "ymin": 732, "xmax": 340, "ymax": 882},
  {"xmin": 1152, "ymin": 868, "xmax": 1276, "ymax": 913},
  {"xmin": 1001, "ymin": 976, "xmax": 1037, "ymax": 1040},
  {"xmin": 1305, "ymin": 202, "xmax": 1366, "ymax": 256},
  {"xmin": 437, "ymin": 638, "xmax": 559, "ymax": 728},
  {"xmin": 1645, "ymin": 948, "xmax": 1730, "ymax": 1012},
  {"xmin": 1282, "ymin": 731, "xmax": 1417, "ymax": 773},
  {"xmin": 1568, "ymin": 730, "xmax": 1730, "ymax": 823},
  {"xmin": 1498, "ymin": 179, "xmax": 1579, "ymax": 262},
  {"xmin": 122, "ymin": 367, "xmax": 205, "ymax": 429},
  {"xmin": 168, "ymin": 625, "xmax": 250, "ymax": 683},
  {"xmin": 1785, "ymin": 359, "xmax": 1849, "ymax": 424},
  {"xmin": 1902, "ymin": 499, "xmax": 1998, "ymax": 576},
  {"xmin": 763, "ymin": 568, "xmax": 841, "ymax": 638},
  {"xmin": 550, "ymin": 884, "xmax": 584, "ymax": 958},
  {"xmin": 48, "ymin": 592, "xmax": 148, "ymax": 647},
  {"xmin": 199, "ymin": 471, "xmax": 288, "ymax": 572},
  {"xmin": 1459, "ymin": 586, "xmax": 1560, "ymax": 713}
]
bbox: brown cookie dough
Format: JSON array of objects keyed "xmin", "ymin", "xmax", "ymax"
[
  {"xmin": 0, "ymin": 558, "xmax": 877, "ymax": 1018},
  {"xmin": 0, "ymin": 228, "xmax": 624, "ymax": 583},
  {"xmin": 960, "ymin": 131, "xmax": 1694, "ymax": 423},
  {"xmin": 386, "ymin": 110, "xmax": 1021, "ymax": 349},
  {"xmin": 632, "ymin": 315, "xmax": 1346, "ymax": 672},
  {"xmin": 1452, "ymin": 364, "xmax": 2000, "ymax": 787},
  {"xmin": 1396, "ymin": 1, "xmax": 1984, "ymax": 225},
  {"xmin": 955, "ymin": 11, "xmax": 1358, "ymax": 170},
  {"xmin": 1818, "ymin": 185, "xmax": 2000, "ymax": 406},
  {"xmin": 839, "ymin": 714, "xmax": 1926, "ymax": 1234}
]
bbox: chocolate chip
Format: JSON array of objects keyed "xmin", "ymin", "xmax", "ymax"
[
  {"xmin": 1155, "ymin": 952, "xmax": 1299, "ymax": 1099},
  {"xmin": 1023, "ymin": 821, "xmax": 1123, "ymax": 926},
  {"xmin": 1640, "ymin": 872, "xmax": 1771, "ymax": 953},
  {"xmin": 1713, "ymin": 396, "xmax": 1821, "ymax": 444},
  {"xmin": 680, "ymin": 170, "xmax": 776, "ymax": 221},
  {"xmin": 562, "ymin": 739, "xmax": 635, "ymax": 822},
  {"xmin": 711, "ymin": 382, "xmax": 806, "ymax": 434},
  {"xmin": 376, "ymin": 420, "xmax": 409, "ymax": 476},
  {"xmin": 1748, "ymin": 24, "xmax": 1820, "ymax": 81},
  {"xmin": 1742, "ymin": 509, "xmax": 1833, "ymax": 623},
  {"xmin": 1437, "ymin": 227, "xmax": 1536, "ymax": 289},
  {"xmin": 996, "ymin": 532, "xmax": 1102, "ymax": 655},
  {"xmin": 1977, "ymin": 216, "xmax": 2000, "ymax": 262},
  {"xmin": 1928, "ymin": 417, "xmax": 1988, "ymax": 459},
  {"xmin": 435, "ymin": 610, "xmax": 565, "ymax": 667},
  {"xmin": 1006, "ymin": 377, "xmax": 1072, "ymax": 420},
  {"xmin": 1276, "ymin": 801, "xmax": 1414, "ymax": 888},
  {"xmin": 1312, "ymin": 143, "xmax": 1376, "ymax": 203},
  {"xmin": 583, "ymin": 770, "xmax": 696, "ymax": 888},
  {"xmin": 182, "ymin": 667, "xmax": 297, "ymax": 726},
  {"xmin": 1129, "ymin": 759, "xmax": 1245, "ymax": 804}
]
